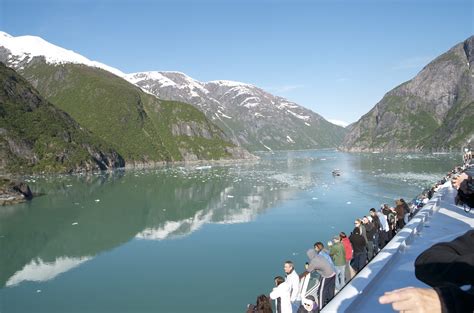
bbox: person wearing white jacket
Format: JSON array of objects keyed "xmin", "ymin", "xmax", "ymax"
[
  {"xmin": 371, "ymin": 207, "xmax": 389, "ymax": 247},
  {"xmin": 284, "ymin": 261, "xmax": 301, "ymax": 312},
  {"xmin": 270, "ymin": 276, "xmax": 292, "ymax": 313}
]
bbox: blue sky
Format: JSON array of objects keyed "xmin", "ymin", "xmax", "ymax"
[{"xmin": 1, "ymin": 0, "xmax": 473, "ymax": 124}]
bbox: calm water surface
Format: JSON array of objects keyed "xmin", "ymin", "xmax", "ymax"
[{"xmin": 0, "ymin": 151, "xmax": 460, "ymax": 313}]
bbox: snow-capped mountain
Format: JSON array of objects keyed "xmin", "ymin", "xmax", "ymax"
[
  {"xmin": 125, "ymin": 71, "xmax": 347, "ymax": 151},
  {"xmin": 0, "ymin": 31, "xmax": 252, "ymax": 164},
  {"xmin": 0, "ymin": 31, "xmax": 124, "ymax": 77},
  {"xmin": 0, "ymin": 31, "xmax": 346, "ymax": 152}
]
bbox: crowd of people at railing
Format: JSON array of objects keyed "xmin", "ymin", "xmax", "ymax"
[{"xmin": 246, "ymin": 149, "xmax": 473, "ymax": 313}]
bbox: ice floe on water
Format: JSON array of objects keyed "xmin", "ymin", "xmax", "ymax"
[
  {"xmin": 375, "ymin": 172, "xmax": 446, "ymax": 185},
  {"xmin": 269, "ymin": 173, "xmax": 314, "ymax": 190}
]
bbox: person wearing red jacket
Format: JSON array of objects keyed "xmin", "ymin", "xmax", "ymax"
[{"xmin": 339, "ymin": 232, "xmax": 353, "ymax": 282}]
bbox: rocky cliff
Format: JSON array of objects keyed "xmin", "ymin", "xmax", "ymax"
[
  {"xmin": 0, "ymin": 62, "xmax": 125, "ymax": 174},
  {"xmin": 342, "ymin": 36, "xmax": 474, "ymax": 151}
]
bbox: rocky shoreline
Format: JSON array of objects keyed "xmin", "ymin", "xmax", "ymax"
[
  {"xmin": 337, "ymin": 147, "xmax": 462, "ymax": 153},
  {"xmin": 0, "ymin": 178, "xmax": 33, "ymax": 206},
  {"xmin": 0, "ymin": 154, "xmax": 259, "ymax": 206}
]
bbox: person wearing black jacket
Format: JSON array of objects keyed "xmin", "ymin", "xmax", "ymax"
[
  {"xmin": 369, "ymin": 208, "xmax": 382, "ymax": 253},
  {"xmin": 379, "ymin": 230, "xmax": 474, "ymax": 312},
  {"xmin": 349, "ymin": 224, "xmax": 367, "ymax": 272},
  {"xmin": 362, "ymin": 216, "xmax": 376, "ymax": 260},
  {"xmin": 415, "ymin": 229, "xmax": 474, "ymax": 312}
]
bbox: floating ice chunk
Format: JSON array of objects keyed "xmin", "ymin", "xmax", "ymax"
[
  {"xmin": 227, "ymin": 195, "xmax": 234, "ymax": 198},
  {"xmin": 95, "ymin": 199, "xmax": 100, "ymax": 202},
  {"xmin": 66, "ymin": 184, "xmax": 72, "ymax": 187},
  {"xmin": 36, "ymin": 289, "xmax": 42, "ymax": 293},
  {"xmin": 312, "ymin": 197, "xmax": 318, "ymax": 200},
  {"xmin": 346, "ymin": 201, "xmax": 352, "ymax": 204},
  {"xmin": 71, "ymin": 222, "xmax": 78, "ymax": 226}
]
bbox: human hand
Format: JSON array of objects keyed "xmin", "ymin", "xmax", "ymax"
[
  {"xmin": 379, "ymin": 287, "xmax": 441, "ymax": 313},
  {"xmin": 453, "ymin": 173, "xmax": 469, "ymax": 189}
]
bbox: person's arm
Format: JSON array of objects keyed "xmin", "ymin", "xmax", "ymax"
[
  {"xmin": 329, "ymin": 246, "xmax": 335, "ymax": 257},
  {"xmin": 290, "ymin": 275, "xmax": 300, "ymax": 301},
  {"xmin": 299, "ymin": 271, "xmax": 309, "ymax": 279},
  {"xmin": 379, "ymin": 285, "xmax": 474, "ymax": 313},
  {"xmin": 415, "ymin": 230, "xmax": 474, "ymax": 287},
  {"xmin": 269, "ymin": 286, "xmax": 280, "ymax": 300},
  {"xmin": 379, "ymin": 287, "xmax": 441, "ymax": 312},
  {"xmin": 306, "ymin": 259, "xmax": 318, "ymax": 273}
]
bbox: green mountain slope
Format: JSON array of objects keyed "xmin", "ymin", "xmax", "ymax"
[
  {"xmin": 15, "ymin": 59, "xmax": 251, "ymax": 163},
  {"xmin": 342, "ymin": 36, "xmax": 474, "ymax": 151},
  {"xmin": 0, "ymin": 62, "xmax": 124, "ymax": 174}
]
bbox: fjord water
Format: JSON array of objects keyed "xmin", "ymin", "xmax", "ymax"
[{"xmin": 0, "ymin": 151, "xmax": 460, "ymax": 313}]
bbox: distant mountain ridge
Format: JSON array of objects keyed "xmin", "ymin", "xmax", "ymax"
[
  {"xmin": 0, "ymin": 32, "xmax": 255, "ymax": 173},
  {"xmin": 0, "ymin": 31, "xmax": 347, "ymax": 154},
  {"xmin": 342, "ymin": 35, "xmax": 474, "ymax": 151},
  {"xmin": 125, "ymin": 71, "xmax": 347, "ymax": 151}
]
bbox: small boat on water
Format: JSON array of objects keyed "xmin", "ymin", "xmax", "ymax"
[{"xmin": 332, "ymin": 169, "xmax": 341, "ymax": 176}]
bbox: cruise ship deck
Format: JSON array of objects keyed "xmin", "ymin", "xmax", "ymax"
[{"xmin": 322, "ymin": 179, "xmax": 474, "ymax": 312}]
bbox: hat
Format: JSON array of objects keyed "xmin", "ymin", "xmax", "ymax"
[{"xmin": 302, "ymin": 295, "xmax": 315, "ymax": 306}]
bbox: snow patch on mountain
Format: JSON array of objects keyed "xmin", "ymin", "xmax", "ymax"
[
  {"xmin": 206, "ymin": 80, "xmax": 253, "ymax": 88},
  {"xmin": 287, "ymin": 109, "xmax": 310, "ymax": 121},
  {"xmin": 126, "ymin": 71, "xmax": 177, "ymax": 87},
  {"xmin": 0, "ymin": 31, "xmax": 125, "ymax": 77}
]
